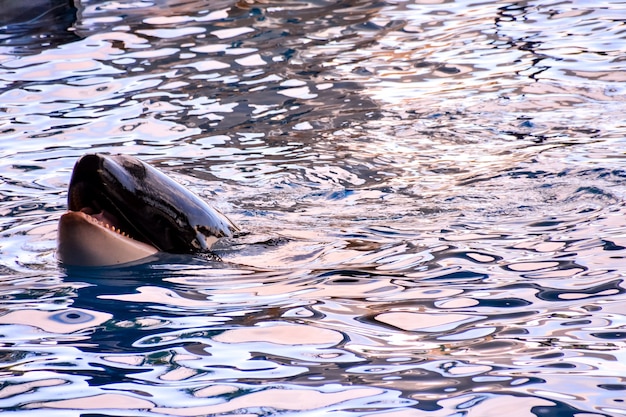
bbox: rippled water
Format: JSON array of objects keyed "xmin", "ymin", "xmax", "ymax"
[{"xmin": 1, "ymin": 0, "xmax": 626, "ymax": 415}]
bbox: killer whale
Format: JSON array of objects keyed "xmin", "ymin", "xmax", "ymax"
[{"xmin": 57, "ymin": 153, "xmax": 238, "ymax": 266}]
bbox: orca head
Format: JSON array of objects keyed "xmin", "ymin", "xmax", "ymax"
[{"xmin": 58, "ymin": 153, "xmax": 238, "ymax": 266}]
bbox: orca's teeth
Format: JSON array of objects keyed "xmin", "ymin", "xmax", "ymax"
[{"xmin": 80, "ymin": 211, "xmax": 135, "ymax": 240}]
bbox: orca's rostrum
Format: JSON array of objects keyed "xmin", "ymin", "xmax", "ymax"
[{"xmin": 57, "ymin": 153, "xmax": 238, "ymax": 266}]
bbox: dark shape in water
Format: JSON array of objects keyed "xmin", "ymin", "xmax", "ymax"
[
  {"xmin": 57, "ymin": 153, "xmax": 238, "ymax": 266},
  {"xmin": 0, "ymin": 0, "xmax": 79, "ymax": 55}
]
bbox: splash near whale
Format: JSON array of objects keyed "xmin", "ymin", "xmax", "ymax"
[{"xmin": 57, "ymin": 154, "xmax": 238, "ymax": 266}]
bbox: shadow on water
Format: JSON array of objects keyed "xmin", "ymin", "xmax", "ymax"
[{"xmin": 0, "ymin": 0, "xmax": 79, "ymax": 55}]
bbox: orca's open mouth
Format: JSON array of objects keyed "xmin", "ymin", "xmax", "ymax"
[
  {"xmin": 64, "ymin": 209, "xmax": 129, "ymax": 239},
  {"xmin": 75, "ymin": 207, "xmax": 126, "ymax": 236},
  {"xmin": 57, "ymin": 153, "xmax": 238, "ymax": 266}
]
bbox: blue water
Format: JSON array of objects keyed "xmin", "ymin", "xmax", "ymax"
[{"xmin": 1, "ymin": 0, "xmax": 626, "ymax": 415}]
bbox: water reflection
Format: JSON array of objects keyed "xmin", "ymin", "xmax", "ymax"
[{"xmin": 1, "ymin": 0, "xmax": 626, "ymax": 415}]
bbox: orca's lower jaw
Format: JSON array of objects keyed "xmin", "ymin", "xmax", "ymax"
[{"xmin": 57, "ymin": 211, "xmax": 158, "ymax": 267}]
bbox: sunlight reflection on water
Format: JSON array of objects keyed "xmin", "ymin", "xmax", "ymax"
[{"xmin": 1, "ymin": 0, "xmax": 626, "ymax": 415}]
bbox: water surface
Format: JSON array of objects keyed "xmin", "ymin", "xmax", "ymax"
[{"xmin": 1, "ymin": 0, "xmax": 626, "ymax": 415}]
